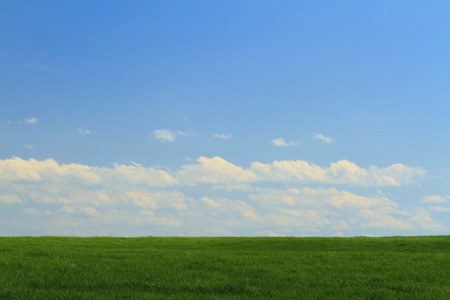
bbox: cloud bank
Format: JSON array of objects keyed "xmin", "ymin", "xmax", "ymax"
[{"xmin": 0, "ymin": 156, "xmax": 443, "ymax": 237}]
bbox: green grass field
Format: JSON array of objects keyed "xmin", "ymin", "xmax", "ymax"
[{"xmin": 0, "ymin": 236, "xmax": 448, "ymax": 299}]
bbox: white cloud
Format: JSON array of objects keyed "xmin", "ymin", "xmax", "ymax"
[
  {"xmin": 332, "ymin": 220, "xmax": 350, "ymax": 230},
  {"xmin": 178, "ymin": 156, "xmax": 257, "ymax": 185},
  {"xmin": 250, "ymin": 187, "xmax": 394, "ymax": 209},
  {"xmin": 0, "ymin": 157, "xmax": 102, "ymax": 183},
  {"xmin": 152, "ymin": 129, "xmax": 185, "ymax": 142},
  {"xmin": 243, "ymin": 210, "xmax": 264, "ymax": 222},
  {"xmin": 272, "ymin": 138, "xmax": 296, "ymax": 147},
  {"xmin": 24, "ymin": 208, "xmax": 41, "ymax": 215},
  {"xmin": 0, "ymin": 157, "xmax": 424, "ymax": 189},
  {"xmin": 79, "ymin": 207, "xmax": 101, "ymax": 217},
  {"xmin": 251, "ymin": 159, "xmax": 425, "ymax": 186},
  {"xmin": 122, "ymin": 190, "xmax": 189, "ymax": 211},
  {"xmin": 0, "ymin": 156, "xmax": 438, "ymax": 237},
  {"xmin": 0, "ymin": 194, "xmax": 22, "ymax": 204},
  {"xmin": 360, "ymin": 210, "xmax": 414, "ymax": 230},
  {"xmin": 201, "ymin": 196, "xmax": 219, "ymax": 207},
  {"xmin": 25, "ymin": 144, "xmax": 34, "ymax": 149},
  {"xmin": 254, "ymin": 230, "xmax": 286, "ymax": 237},
  {"xmin": 78, "ymin": 129, "xmax": 92, "ymax": 135},
  {"xmin": 24, "ymin": 117, "xmax": 37, "ymax": 124},
  {"xmin": 213, "ymin": 133, "xmax": 232, "ymax": 139},
  {"xmin": 421, "ymin": 195, "xmax": 448, "ymax": 203},
  {"xmin": 313, "ymin": 133, "xmax": 333, "ymax": 143},
  {"xmin": 428, "ymin": 206, "xmax": 450, "ymax": 213}
]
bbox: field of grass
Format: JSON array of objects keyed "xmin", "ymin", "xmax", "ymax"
[{"xmin": 0, "ymin": 236, "xmax": 448, "ymax": 299}]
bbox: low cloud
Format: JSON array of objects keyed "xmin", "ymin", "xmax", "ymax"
[
  {"xmin": 272, "ymin": 138, "xmax": 296, "ymax": 147},
  {"xmin": 0, "ymin": 156, "xmax": 440, "ymax": 237},
  {"xmin": 178, "ymin": 156, "xmax": 258, "ymax": 185},
  {"xmin": 152, "ymin": 129, "xmax": 185, "ymax": 142},
  {"xmin": 251, "ymin": 159, "xmax": 425, "ymax": 186},
  {"xmin": 313, "ymin": 133, "xmax": 333, "ymax": 143}
]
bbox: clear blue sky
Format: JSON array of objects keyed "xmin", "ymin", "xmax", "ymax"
[{"xmin": 1, "ymin": 1, "xmax": 449, "ymax": 236}]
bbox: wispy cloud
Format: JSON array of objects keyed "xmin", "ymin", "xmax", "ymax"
[
  {"xmin": 313, "ymin": 133, "xmax": 333, "ymax": 143},
  {"xmin": 0, "ymin": 194, "xmax": 23, "ymax": 204},
  {"xmin": 152, "ymin": 129, "xmax": 186, "ymax": 142},
  {"xmin": 78, "ymin": 129, "xmax": 92, "ymax": 135},
  {"xmin": 428, "ymin": 206, "xmax": 450, "ymax": 212},
  {"xmin": 272, "ymin": 138, "xmax": 296, "ymax": 147},
  {"xmin": 421, "ymin": 195, "xmax": 448, "ymax": 203},
  {"xmin": 25, "ymin": 145, "xmax": 34, "ymax": 149},
  {"xmin": 24, "ymin": 117, "xmax": 37, "ymax": 124},
  {"xmin": 213, "ymin": 133, "xmax": 232, "ymax": 140}
]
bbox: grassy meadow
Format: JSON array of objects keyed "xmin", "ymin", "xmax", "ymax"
[{"xmin": 0, "ymin": 236, "xmax": 448, "ymax": 299}]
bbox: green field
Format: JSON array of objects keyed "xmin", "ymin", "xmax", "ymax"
[{"xmin": 0, "ymin": 236, "xmax": 448, "ymax": 299}]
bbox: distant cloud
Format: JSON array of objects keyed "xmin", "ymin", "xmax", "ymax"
[
  {"xmin": 272, "ymin": 138, "xmax": 296, "ymax": 147},
  {"xmin": 428, "ymin": 206, "xmax": 450, "ymax": 213},
  {"xmin": 24, "ymin": 117, "xmax": 37, "ymax": 124},
  {"xmin": 25, "ymin": 145, "xmax": 34, "ymax": 149},
  {"xmin": 250, "ymin": 159, "xmax": 425, "ymax": 186},
  {"xmin": 78, "ymin": 129, "xmax": 92, "ymax": 135},
  {"xmin": 254, "ymin": 230, "xmax": 286, "ymax": 237},
  {"xmin": 152, "ymin": 129, "xmax": 185, "ymax": 142},
  {"xmin": 313, "ymin": 133, "xmax": 333, "ymax": 143},
  {"xmin": 0, "ymin": 194, "xmax": 23, "ymax": 204},
  {"xmin": 213, "ymin": 133, "xmax": 232, "ymax": 140},
  {"xmin": 421, "ymin": 195, "xmax": 448, "ymax": 203},
  {"xmin": 0, "ymin": 156, "xmax": 439, "ymax": 237}
]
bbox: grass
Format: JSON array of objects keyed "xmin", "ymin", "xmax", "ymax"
[{"xmin": 0, "ymin": 236, "xmax": 448, "ymax": 299}]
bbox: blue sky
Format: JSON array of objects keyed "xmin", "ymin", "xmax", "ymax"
[{"xmin": 1, "ymin": 1, "xmax": 449, "ymax": 237}]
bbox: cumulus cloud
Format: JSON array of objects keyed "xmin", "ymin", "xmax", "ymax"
[
  {"xmin": 251, "ymin": 159, "xmax": 425, "ymax": 186},
  {"xmin": 122, "ymin": 190, "xmax": 189, "ymax": 211},
  {"xmin": 24, "ymin": 117, "xmax": 37, "ymax": 124},
  {"xmin": 313, "ymin": 133, "xmax": 333, "ymax": 143},
  {"xmin": 152, "ymin": 129, "xmax": 185, "ymax": 142},
  {"xmin": 213, "ymin": 133, "xmax": 232, "ymax": 139},
  {"xmin": 0, "ymin": 156, "xmax": 440, "ymax": 237},
  {"xmin": 177, "ymin": 156, "xmax": 258, "ymax": 185},
  {"xmin": 249, "ymin": 187, "xmax": 394, "ymax": 209},
  {"xmin": 272, "ymin": 138, "xmax": 296, "ymax": 147}
]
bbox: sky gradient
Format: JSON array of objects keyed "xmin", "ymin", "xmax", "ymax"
[{"xmin": 1, "ymin": 1, "xmax": 449, "ymax": 237}]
